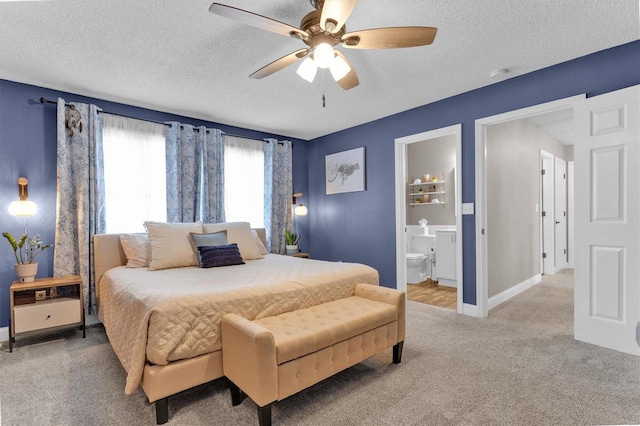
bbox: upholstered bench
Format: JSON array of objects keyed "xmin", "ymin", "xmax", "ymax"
[{"xmin": 221, "ymin": 283, "xmax": 405, "ymax": 426}]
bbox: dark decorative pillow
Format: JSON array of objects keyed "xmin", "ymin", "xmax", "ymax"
[{"xmin": 197, "ymin": 243, "xmax": 245, "ymax": 268}]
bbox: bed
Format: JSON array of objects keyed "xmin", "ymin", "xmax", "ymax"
[{"xmin": 94, "ymin": 228, "xmax": 378, "ymax": 424}]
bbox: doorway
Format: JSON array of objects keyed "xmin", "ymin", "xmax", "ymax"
[
  {"xmin": 540, "ymin": 150, "xmax": 555, "ymax": 274},
  {"xmin": 475, "ymin": 95, "xmax": 584, "ymax": 318},
  {"xmin": 554, "ymin": 157, "xmax": 568, "ymax": 271},
  {"xmin": 540, "ymin": 150, "xmax": 570, "ymax": 275},
  {"xmin": 394, "ymin": 124, "xmax": 464, "ymax": 314}
]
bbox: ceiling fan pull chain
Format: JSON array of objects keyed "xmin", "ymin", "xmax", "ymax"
[{"xmin": 322, "ymin": 69, "xmax": 326, "ymax": 108}]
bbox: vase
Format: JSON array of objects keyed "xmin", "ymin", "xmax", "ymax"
[
  {"xmin": 15, "ymin": 262, "xmax": 38, "ymax": 283},
  {"xmin": 286, "ymin": 245, "xmax": 299, "ymax": 254}
]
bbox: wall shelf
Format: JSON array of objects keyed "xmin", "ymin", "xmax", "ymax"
[
  {"xmin": 409, "ymin": 191, "xmax": 445, "ymax": 196},
  {"xmin": 409, "ymin": 181, "xmax": 445, "ymax": 186},
  {"xmin": 409, "ymin": 180, "xmax": 445, "ymax": 207}
]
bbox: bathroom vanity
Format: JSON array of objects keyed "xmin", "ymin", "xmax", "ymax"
[{"xmin": 435, "ymin": 229, "xmax": 456, "ymax": 287}]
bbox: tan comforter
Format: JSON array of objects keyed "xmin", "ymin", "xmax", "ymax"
[{"xmin": 98, "ymin": 254, "xmax": 378, "ymax": 394}]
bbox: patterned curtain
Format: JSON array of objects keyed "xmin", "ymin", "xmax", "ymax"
[
  {"xmin": 198, "ymin": 127, "xmax": 225, "ymax": 223},
  {"xmin": 165, "ymin": 123, "xmax": 200, "ymax": 222},
  {"xmin": 264, "ymin": 139, "xmax": 292, "ymax": 254},
  {"xmin": 166, "ymin": 123, "xmax": 224, "ymax": 223},
  {"xmin": 53, "ymin": 98, "xmax": 106, "ymax": 315}
]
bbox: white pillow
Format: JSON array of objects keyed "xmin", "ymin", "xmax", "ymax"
[
  {"xmin": 203, "ymin": 222, "xmax": 261, "ymax": 260},
  {"xmin": 252, "ymin": 229, "xmax": 269, "ymax": 256},
  {"xmin": 119, "ymin": 234, "xmax": 150, "ymax": 268},
  {"xmin": 144, "ymin": 221, "xmax": 203, "ymax": 270}
]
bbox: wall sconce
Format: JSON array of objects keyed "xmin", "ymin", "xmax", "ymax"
[
  {"xmin": 8, "ymin": 177, "xmax": 37, "ymax": 235},
  {"xmin": 292, "ymin": 192, "xmax": 308, "ymax": 216},
  {"xmin": 294, "ymin": 204, "xmax": 308, "ymax": 216}
]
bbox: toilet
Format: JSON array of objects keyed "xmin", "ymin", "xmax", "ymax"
[{"xmin": 406, "ymin": 226, "xmax": 436, "ymax": 283}]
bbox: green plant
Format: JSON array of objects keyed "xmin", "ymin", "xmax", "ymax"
[
  {"xmin": 3, "ymin": 232, "xmax": 51, "ymax": 264},
  {"xmin": 285, "ymin": 230, "xmax": 300, "ymax": 246}
]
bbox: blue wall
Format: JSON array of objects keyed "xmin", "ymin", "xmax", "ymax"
[
  {"xmin": 1, "ymin": 41, "xmax": 638, "ymax": 329},
  {"xmin": 0, "ymin": 80, "xmax": 309, "ymax": 328},
  {"xmin": 307, "ymin": 40, "xmax": 640, "ymax": 300}
]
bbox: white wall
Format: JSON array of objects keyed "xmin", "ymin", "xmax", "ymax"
[{"xmin": 406, "ymin": 135, "xmax": 456, "ymax": 226}]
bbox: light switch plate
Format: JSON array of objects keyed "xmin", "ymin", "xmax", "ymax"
[
  {"xmin": 462, "ymin": 203, "xmax": 474, "ymax": 215},
  {"xmin": 35, "ymin": 290, "xmax": 46, "ymax": 301}
]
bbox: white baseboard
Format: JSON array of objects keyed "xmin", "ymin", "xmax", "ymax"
[
  {"xmin": 488, "ymin": 274, "xmax": 542, "ymax": 310},
  {"xmin": 462, "ymin": 303, "xmax": 478, "ymax": 317},
  {"xmin": 438, "ymin": 278, "xmax": 457, "ymax": 288}
]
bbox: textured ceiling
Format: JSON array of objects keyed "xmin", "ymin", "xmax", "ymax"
[
  {"xmin": 526, "ymin": 108, "xmax": 575, "ymax": 146},
  {"xmin": 0, "ymin": 0, "xmax": 637, "ymax": 140}
]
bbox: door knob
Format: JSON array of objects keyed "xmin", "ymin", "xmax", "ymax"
[{"xmin": 555, "ymin": 221, "xmax": 560, "ymax": 224}]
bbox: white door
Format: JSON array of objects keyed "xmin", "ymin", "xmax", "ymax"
[
  {"xmin": 541, "ymin": 151, "xmax": 555, "ymax": 274},
  {"xmin": 554, "ymin": 158, "xmax": 567, "ymax": 271},
  {"xmin": 574, "ymin": 84, "xmax": 640, "ymax": 355}
]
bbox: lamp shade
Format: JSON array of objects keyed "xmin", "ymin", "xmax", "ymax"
[
  {"xmin": 329, "ymin": 55, "xmax": 351, "ymax": 81},
  {"xmin": 9, "ymin": 200, "xmax": 37, "ymax": 217},
  {"xmin": 296, "ymin": 57, "xmax": 318, "ymax": 83},
  {"xmin": 294, "ymin": 204, "xmax": 308, "ymax": 216},
  {"xmin": 313, "ymin": 43, "xmax": 335, "ymax": 69}
]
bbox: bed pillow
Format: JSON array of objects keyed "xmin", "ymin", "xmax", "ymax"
[
  {"xmin": 189, "ymin": 231, "xmax": 228, "ymax": 267},
  {"xmin": 202, "ymin": 222, "xmax": 261, "ymax": 260},
  {"xmin": 252, "ymin": 229, "xmax": 269, "ymax": 255},
  {"xmin": 197, "ymin": 244, "xmax": 245, "ymax": 268},
  {"xmin": 119, "ymin": 233, "xmax": 150, "ymax": 268},
  {"xmin": 144, "ymin": 221, "xmax": 203, "ymax": 270}
]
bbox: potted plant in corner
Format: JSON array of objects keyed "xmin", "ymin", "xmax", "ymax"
[
  {"xmin": 285, "ymin": 230, "xmax": 300, "ymax": 255},
  {"xmin": 3, "ymin": 232, "xmax": 51, "ymax": 283}
]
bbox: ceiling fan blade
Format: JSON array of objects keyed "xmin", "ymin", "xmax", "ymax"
[
  {"xmin": 249, "ymin": 49, "xmax": 309, "ymax": 79},
  {"xmin": 334, "ymin": 51, "xmax": 359, "ymax": 91},
  {"xmin": 320, "ymin": 0, "xmax": 358, "ymax": 33},
  {"xmin": 341, "ymin": 27, "xmax": 437, "ymax": 49},
  {"xmin": 209, "ymin": 3, "xmax": 308, "ymax": 38}
]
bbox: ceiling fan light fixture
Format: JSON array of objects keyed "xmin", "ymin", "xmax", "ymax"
[
  {"xmin": 313, "ymin": 43, "xmax": 335, "ymax": 69},
  {"xmin": 296, "ymin": 57, "xmax": 318, "ymax": 82},
  {"xmin": 329, "ymin": 55, "xmax": 350, "ymax": 81}
]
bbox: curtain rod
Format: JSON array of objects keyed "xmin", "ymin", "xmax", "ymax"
[
  {"xmin": 40, "ymin": 97, "xmax": 172, "ymax": 128},
  {"xmin": 222, "ymin": 132, "xmax": 286, "ymax": 145},
  {"xmin": 39, "ymin": 97, "xmax": 289, "ymax": 144}
]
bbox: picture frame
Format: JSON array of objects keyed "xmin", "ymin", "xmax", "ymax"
[{"xmin": 325, "ymin": 147, "xmax": 366, "ymax": 195}]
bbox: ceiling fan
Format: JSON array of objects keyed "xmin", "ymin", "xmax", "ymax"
[{"xmin": 209, "ymin": 0, "xmax": 437, "ymax": 90}]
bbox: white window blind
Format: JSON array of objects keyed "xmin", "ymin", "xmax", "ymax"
[
  {"xmin": 102, "ymin": 114, "xmax": 167, "ymax": 233},
  {"xmin": 224, "ymin": 136, "xmax": 265, "ymax": 228}
]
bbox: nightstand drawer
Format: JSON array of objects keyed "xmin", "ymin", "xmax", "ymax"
[{"xmin": 14, "ymin": 297, "xmax": 81, "ymax": 333}]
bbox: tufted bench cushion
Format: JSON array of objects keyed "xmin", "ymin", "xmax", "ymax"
[
  {"xmin": 221, "ymin": 283, "xmax": 405, "ymax": 426},
  {"xmin": 254, "ymin": 296, "xmax": 397, "ymax": 364}
]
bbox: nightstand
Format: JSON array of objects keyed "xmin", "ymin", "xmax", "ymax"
[
  {"xmin": 9, "ymin": 275, "xmax": 85, "ymax": 352},
  {"xmin": 289, "ymin": 252, "xmax": 310, "ymax": 258}
]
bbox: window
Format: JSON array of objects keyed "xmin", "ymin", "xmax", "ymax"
[
  {"xmin": 223, "ymin": 136, "xmax": 265, "ymax": 228},
  {"xmin": 102, "ymin": 114, "xmax": 167, "ymax": 233}
]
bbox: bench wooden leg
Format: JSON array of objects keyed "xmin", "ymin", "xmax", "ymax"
[
  {"xmin": 228, "ymin": 378, "xmax": 245, "ymax": 406},
  {"xmin": 155, "ymin": 397, "xmax": 169, "ymax": 424},
  {"xmin": 258, "ymin": 403, "xmax": 272, "ymax": 426},
  {"xmin": 393, "ymin": 341, "xmax": 404, "ymax": 364}
]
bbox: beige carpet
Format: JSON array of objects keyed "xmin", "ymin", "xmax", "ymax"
[{"xmin": 1, "ymin": 270, "xmax": 638, "ymax": 425}]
